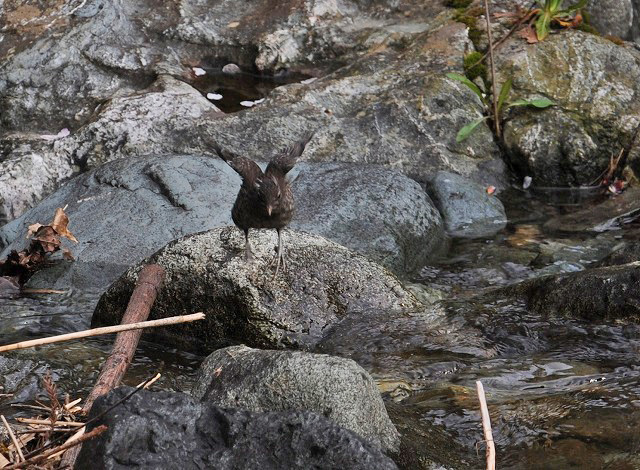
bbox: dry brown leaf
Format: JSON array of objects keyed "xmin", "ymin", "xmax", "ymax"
[
  {"xmin": 26, "ymin": 223, "xmax": 43, "ymax": 238},
  {"xmin": 62, "ymin": 248, "xmax": 75, "ymax": 261},
  {"xmin": 33, "ymin": 226, "xmax": 61, "ymax": 253},
  {"xmin": 518, "ymin": 24, "xmax": 539, "ymax": 44},
  {"xmin": 50, "ymin": 207, "xmax": 78, "ymax": 243}
]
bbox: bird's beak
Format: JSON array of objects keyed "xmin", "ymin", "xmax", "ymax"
[{"xmin": 267, "ymin": 205, "xmax": 272, "ymax": 216}]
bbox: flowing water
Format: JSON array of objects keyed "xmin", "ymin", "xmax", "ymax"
[{"xmin": 1, "ymin": 188, "xmax": 639, "ymax": 469}]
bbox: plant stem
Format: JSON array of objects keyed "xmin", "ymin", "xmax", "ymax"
[{"xmin": 483, "ymin": 0, "xmax": 500, "ymax": 136}]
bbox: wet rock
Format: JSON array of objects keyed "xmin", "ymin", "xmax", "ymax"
[
  {"xmin": 93, "ymin": 228, "xmax": 421, "ymax": 353},
  {"xmin": 291, "ymin": 163, "xmax": 446, "ymax": 273},
  {"xmin": 544, "ymin": 188, "xmax": 640, "ymax": 233},
  {"xmin": 497, "ymin": 31, "xmax": 640, "ymax": 186},
  {"xmin": 0, "ymin": 155, "xmax": 441, "ymax": 290},
  {"xmin": 597, "ymin": 241, "xmax": 640, "ymax": 266},
  {"xmin": 504, "ymin": 262, "xmax": 640, "ymax": 322},
  {"xmin": 427, "ymin": 171, "xmax": 507, "ymax": 238},
  {"xmin": 192, "ymin": 345, "xmax": 400, "ymax": 452},
  {"xmin": 222, "ymin": 63, "xmax": 241, "ymax": 74},
  {"xmin": 585, "ymin": 0, "xmax": 635, "ymax": 40},
  {"xmin": 76, "ymin": 387, "xmax": 398, "ymax": 470}
]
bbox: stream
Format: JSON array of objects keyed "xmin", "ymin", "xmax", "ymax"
[{"xmin": 1, "ymin": 188, "xmax": 639, "ymax": 469}]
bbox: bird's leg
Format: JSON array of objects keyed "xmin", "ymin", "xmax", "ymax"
[
  {"xmin": 270, "ymin": 228, "xmax": 287, "ymax": 278},
  {"xmin": 244, "ymin": 229, "xmax": 253, "ymax": 261}
]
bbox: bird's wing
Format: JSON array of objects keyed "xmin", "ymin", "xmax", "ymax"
[
  {"xmin": 212, "ymin": 142, "xmax": 263, "ymax": 183},
  {"xmin": 266, "ymin": 131, "xmax": 315, "ymax": 176}
]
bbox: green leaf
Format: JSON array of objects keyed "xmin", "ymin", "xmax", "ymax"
[
  {"xmin": 446, "ymin": 73, "xmax": 485, "ymax": 104},
  {"xmin": 497, "ymin": 79, "xmax": 512, "ymax": 115},
  {"xmin": 456, "ymin": 117, "xmax": 487, "ymax": 142},
  {"xmin": 508, "ymin": 97, "xmax": 556, "ymax": 108},
  {"xmin": 535, "ymin": 11, "xmax": 552, "ymax": 41}
]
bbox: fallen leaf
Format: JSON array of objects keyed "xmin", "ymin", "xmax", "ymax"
[
  {"xmin": 26, "ymin": 223, "xmax": 43, "ymax": 238},
  {"xmin": 486, "ymin": 185, "xmax": 496, "ymax": 195},
  {"xmin": 227, "ymin": 21, "xmax": 240, "ymax": 28},
  {"xmin": 518, "ymin": 24, "xmax": 539, "ymax": 43},
  {"xmin": 214, "ymin": 366, "xmax": 223, "ymax": 377},
  {"xmin": 50, "ymin": 207, "xmax": 78, "ymax": 243},
  {"xmin": 33, "ymin": 226, "xmax": 61, "ymax": 253},
  {"xmin": 62, "ymin": 248, "xmax": 75, "ymax": 261}
]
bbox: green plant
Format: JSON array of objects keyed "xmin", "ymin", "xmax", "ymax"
[
  {"xmin": 446, "ymin": 72, "xmax": 555, "ymax": 142},
  {"xmin": 534, "ymin": 0, "xmax": 587, "ymax": 41}
]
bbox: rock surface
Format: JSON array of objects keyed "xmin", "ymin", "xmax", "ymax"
[
  {"xmin": 192, "ymin": 345, "xmax": 399, "ymax": 452},
  {"xmin": 497, "ymin": 31, "xmax": 640, "ymax": 186},
  {"xmin": 291, "ymin": 162, "xmax": 446, "ymax": 273},
  {"xmin": 93, "ymin": 228, "xmax": 421, "ymax": 353},
  {"xmin": 427, "ymin": 171, "xmax": 507, "ymax": 238},
  {"xmin": 504, "ymin": 262, "xmax": 640, "ymax": 322},
  {"xmin": 75, "ymin": 387, "xmax": 399, "ymax": 470},
  {"xmin": 0, "ymin": 156, "xmax": 443, "ymax": 290}
]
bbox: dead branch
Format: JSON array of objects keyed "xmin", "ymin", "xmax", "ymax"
[
  {"xmin": 483, "ymin": 0, "xmax": 500, "ymax": 137},
  {"xmin": 0, "ymin": 313, "xmax": 204, "ymax": 353},
  {"xmin": 1, "ymin": 415, "xmax": 25, "ymax": 462},
  {"xmin": 476, "ymin": 381, "xmax": 496, "ymax": 470}
]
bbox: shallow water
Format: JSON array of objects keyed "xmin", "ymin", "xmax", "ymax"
[{"xmin": 1, "ymin": 188, "xmax": 640, "ymax": 468}]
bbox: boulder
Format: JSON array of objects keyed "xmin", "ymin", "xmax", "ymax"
[
  {"xmin": 92, "ymin": 228, "xmax": 421, "ymax": 353},
  {"xmin": 291, "ymin": 162, "xmax": 446, "ymax": 273},
  {"xmin": 192, "ymin": 345, "xmax": 399, "ymax": 452},
  {"xmin": 497, "ymin": 31, "xmax": 640, "ymax": 186},
  {"xmin": 585, "ymin": 0, "xmax": 635, "ymax": 40},
  {"xmin": 427, "ymin": 171, "xmax": 507, "ymax": 238},
  {"xmin": 75, "ymin": 387, "xmax": 399, "ymax": 470},
  {"xmin": 504, "ymin": 262, "xmax": 640, "ymax": 322}
]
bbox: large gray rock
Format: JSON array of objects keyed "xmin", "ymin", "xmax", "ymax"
[
  {"xmin": 585, "ymin": 0, "xmax": 635, "ymax": 40},
  {"xmin": 291, "ymin": 163, "xmax": 446, "ymax": 273},
  {"xmin": 497, "ymin": 31, "xmax": 640, "ymax": 186},
  {"xmin": 192, "ymin": 345, "xmax": 400, "ymax": 452},
  {"xmin": 0, "ymin": 155, "xmax": 237, "ymax": 291},
  {"xmin": 93, "ymin": 228, "xmax": 421, "ymax": 353},
  {"xmin": 427, "ymin": 171, "xmax": 507, "ymax": 238},
  {"xmin": 76, "ymin": 387, "xmax": 399, "ymax": 470}
]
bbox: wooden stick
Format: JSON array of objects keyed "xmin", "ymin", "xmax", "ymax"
[
  {"xmin": 16, "ymin": 418, "xmax": 85, "ymax": 427},
  {"xmin": 483, "ymin": 0, "xmax": 500, "ymax": 137},
  {"xmin": 476, "ymin": 381, "xmax": 496, "ymax": 470},
  {"xmin": 0, "ymin": 313, "xmax": 204, "ymax": 353},
  {"xmin": 1, "ymin": 415, "xmax": 25, "ymax": 462},
  {"xmin": 60, "ymin": 264, "xmax": 165, "ymax": 469},
  {"xmin": 3, "ymin": 425, "xmax": 107, "ymax": 469}
]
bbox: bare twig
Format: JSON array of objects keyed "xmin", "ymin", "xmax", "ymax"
[
  {"xmin": 16, "ymin": 418, "xmax": 85, "ymax": 427},
  {"xmin": 1, "ymin": 415, "xmax": 25, "ymax": 462},
  {"xmin": 476, "ymin": 381, "xmax": 496, "ymax": 470},
  {"xmin": 0, "ymin": 313, "xmax": 204, "ymax": 353},
  {"xmin": 483, "ymin": 0, "xmax": 500, "ymax": 137},
  {"xmin": 3, "ymin": 425, "xmax": 107, "ymax": 469}
]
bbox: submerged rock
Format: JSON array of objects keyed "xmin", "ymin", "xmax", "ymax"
[
  {"xmin": 192, "ymin": 345, "xmax": 399, "ymax": 452},
  {"xmin": 76, "ymin": 387, "xmax": 398, "ymax": 470},
  {"xmin": 427, "ymin": 171, "xmax": 507, "ymax": 238},
  {"xmin": 497, "ymin": 31, "xmax": 640, "ymax": 186},
  {"xmin": 93, "ymin": 228, "xmax": 420, "ymax": 353},
  {"xmin": 504, "ymin": 262, "xmax": 640, "ymax": 322}
]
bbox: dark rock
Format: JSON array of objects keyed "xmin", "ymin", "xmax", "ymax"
[
  {"xmin": 192, "ymin": 345, "xmax": 399, "ymax": 452},
  {"xmin": 291, "ymin": 163, "xmax": 446, "ymax": 273},
  {"xmin": 597, "ymin": 242, "xmax": 640, "ymax": 266},
  {"xmin": 503, "ymin": 262, "xmax": 640, "ymax": 322},
  {"xmin": 497, "ymin": 31, "xmax": 640, "ymax": 186},
  {"xmin": 75, "ymin": 387, "xmax": 398, "ymax": 470},
  {"xmin": 92, "ymin": 228, "xmax": 421, "ymax": 353},
  {"xmin": 585, "ymin": 0, "xmax": 635, "ymax": 40},
  {"xmin": 427, "ymin": 171, "xmax": 507, "ymax": 238}
]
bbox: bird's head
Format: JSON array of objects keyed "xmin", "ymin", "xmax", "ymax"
[{"xmin": 254, "ymin": 175, "xmax": 282, "ymax": 217}]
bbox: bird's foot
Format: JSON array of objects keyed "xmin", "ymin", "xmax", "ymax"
[{"xmin": 268, "ymin": 247, "xmax": 287, "ymax": 278}]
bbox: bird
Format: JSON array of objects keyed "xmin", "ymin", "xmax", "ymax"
[{"xmin": 213, "ymin": 132, "xmax": 314, "ymax": 276}]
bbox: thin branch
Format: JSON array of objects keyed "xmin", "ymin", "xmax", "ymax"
[
  {"xmin": 1, "ymin": 415, "xmax": 25, "ymax": 462},
  {"xmin": 483, "ymin": 0, "xmax": 500, "ymax": 137},
  {"xmin": 0, "ymin": 313, "xmax": 205, "ymax": 353},
  {"xmin": 476, "ymin": 381, "xmax": 496, "ymax": 470},
  {"xmin": 3, "ymin": 425, "xmax": 107, "ymax": 470}
]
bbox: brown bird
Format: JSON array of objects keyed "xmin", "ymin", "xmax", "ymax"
[{"xmin": 213, "ymin": 132, "xmax": 314, "ymax": 276}]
